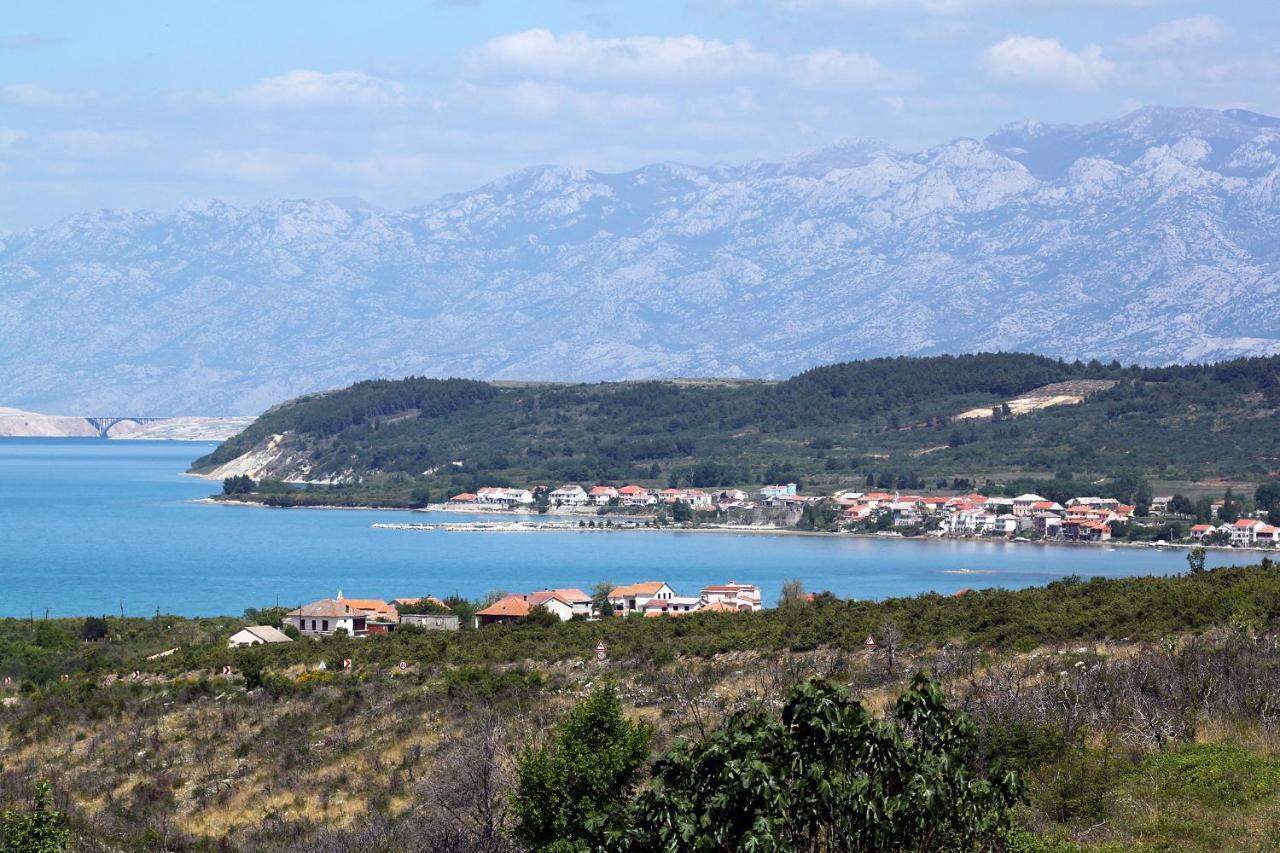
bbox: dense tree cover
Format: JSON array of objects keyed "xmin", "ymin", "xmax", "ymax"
[
  {"xmin": 221, "ymin": 474, "xmax": 256, "ymax": 495},
  {"xmin": 1257, "ymin": 480, "xmax": 1280, "ymax": 525},
  {"xmin": 191, "ymin": 354, "xmax": 1280, "ymax": 503}
]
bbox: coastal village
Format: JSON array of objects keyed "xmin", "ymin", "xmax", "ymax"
[
  {"xmin": 228, "ymin": 582, "xmax": 766, "ymax": 646},
  {"xmin": 439, "ymin": 482, "xmax": 1280, "ymax": 547}
]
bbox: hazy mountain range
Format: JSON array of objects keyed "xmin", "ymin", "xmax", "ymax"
[{"xmin": 2, "ymin": 105, "xmax": 1278, "ymax": 415}]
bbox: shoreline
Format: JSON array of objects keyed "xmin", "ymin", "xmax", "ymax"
[{"xmin": 195, "ymin": 499, "xmax": 1280, "ymax": 555}]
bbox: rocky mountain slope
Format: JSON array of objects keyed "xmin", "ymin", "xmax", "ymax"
[{"xmin": 3, "ymin": 106, "xmax": 1278, "ymax": 415}]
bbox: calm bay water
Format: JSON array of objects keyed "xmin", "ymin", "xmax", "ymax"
[{"xmin": 0, "ymin": 438, "xmax": 1245, "ymax": 618}]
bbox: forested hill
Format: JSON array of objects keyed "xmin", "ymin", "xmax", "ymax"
[{"xmin": 190, "ymin": 353, "xmax": 1280, "ymax": 494}]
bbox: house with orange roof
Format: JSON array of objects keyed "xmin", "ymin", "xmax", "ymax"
[
  {"xmin": 391, "ymin": 595, "xmax": 450, "ymax": 610},
  {"xmin": 609, "ymin": 581, "xmax": 676, "ymax": 615},
  {"xmin": 1189, "ymin": 523, "xmax": 1216, "ymax": 540},
  {"xmin": 700, "ymin": 581, "xmax": 762, "ymax": 612},
  {"xmin": 1256, "ymin": 525, "xmax": 1279, "ymax": 545},
  {"xmin": 589, "ymin": 485, "xmax": 619, "ymax": 506},
  {"xmin": 617, "ymin": 485, "xmax": 656, "ymax": 506},
  {"xmin": 843, "ymin": 505, "xmax": 874, "ymax": 523},
  {"xmin": 1060, "ymin": 519, "xmax": 1111, "ymax": 542},
  {"xmin": 474, "ymin": 588, "xmax": 593, "ymax": 626},
  {"xmin": 308, "ymin": 593, "xmax": 402, "ymax": 634},
  {"xmin": 448, "ymin": 492, "xmax": 478, "ymax": 505},
  {"xmin": 1231, "ymin": 518, "xmax": 1267, "ymax": 545},
  {"xmin": 1012, "ymin": 494, "xmax": 1048, "ymax": 517}
]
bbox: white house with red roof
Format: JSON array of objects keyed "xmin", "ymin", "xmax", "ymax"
[
  {"xmin": 588, "ymin": 485, "xmax": 619, "ymax": 506},
  {"xmin": 1231, "ymin": 518, "xmax": 1267, "ymax": 544},
  {"xmin": 1012, "ymin": 494, "xmax": 1048, "ymax": 517},
  {"xmin": 476, "ymin": 486, "xmax": 533, "ymax": 507},
  {"xmin": 700, "ymin": 581, "xmax": 762, "ymax": 612},
  {"xmin": 1189, "ymin": 523, "xmax": 1216, "ymax": 540},
  {"xmin": 616, "ymin": 485, "xmax": 656, "ymax": 506},
  {"xmin": 608, "ymin": 581, "xmax": 676, "ymax": 615},
  {"xmin": 548, "ymin": 484, "xmax": 589, "ymax": 506}
]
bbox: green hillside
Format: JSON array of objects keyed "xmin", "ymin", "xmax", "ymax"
[{"xmin": 191, "ymin": 353, "xmax": 1280, "ymax": 500}]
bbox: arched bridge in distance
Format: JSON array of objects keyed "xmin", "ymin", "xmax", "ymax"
[{"xmin": 84, "ymin": 416, "xmax": 167, "ymax": 438}]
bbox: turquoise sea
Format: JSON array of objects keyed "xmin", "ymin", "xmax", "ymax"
[{"xmin": 0, "ymin": 438, "xmax": 1245, "ymax": 618}]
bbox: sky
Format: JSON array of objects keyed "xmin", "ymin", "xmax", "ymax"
[{"xmin": 1, "ymin": 0, "xmax": 1277, "ymax": 230}]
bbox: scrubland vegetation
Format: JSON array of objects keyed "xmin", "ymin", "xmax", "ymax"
[{"xmin": 5, "ymin": 561, "xmax": 1280, "ymax": 850}]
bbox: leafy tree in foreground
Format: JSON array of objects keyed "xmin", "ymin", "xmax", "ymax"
[
  {"xmin": 622, "ymin": 675, "xmax": 1021, "ymax": 852},
  {"xmin": 2, "ymin": 779, "xmax": 71, "ymax": 852},
  {"xmin": 512, "ymin": 681, "xmax": 652, "ymax": 852}
]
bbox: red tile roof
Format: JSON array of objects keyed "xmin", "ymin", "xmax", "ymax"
[
  {"xmin": 609, "ymin": 581, "xmax": 668, "ymax": 598},
  {"xmin": 475, "ymin": 595, "xmax": 532, "ymax": 618}
]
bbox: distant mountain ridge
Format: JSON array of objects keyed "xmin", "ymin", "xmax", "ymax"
[
  {"xmin": 3, "ymin": 105, "xmax": 1279, "ymax": 415},
  {"xmin": 0, "ymin": 407, "xmax": 253, "ymax": 440}
]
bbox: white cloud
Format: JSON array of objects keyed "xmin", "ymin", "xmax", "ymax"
[
  {"xmin": 0, "ymin": 127, "xmax": 26, "ymax": 147},
  {"xmin": 1123, "ymin": 15, "xmax": 1226, "ymax": 53},
  {"xmin": 234, "ymin": 70, "xmax": 408, "ymax": 109},
  {"xmin": 465, "ymin": 80, "xmax": 668, "ymax": 120},
  {"xmin": 2, "ymin": 83, "xmax": 69, "ymax": 106},
  {"xmin": 981, "ymin": 36, "xmax": 1114, "ymax": 89},
  {"xmin": 49, "ymin": 130, "xmax": 147, "ymax": 157},
  {"xmin": 789, "ymin": 48, "xmax": 886, "ymax": 89},
  {"xmin": 188, "ymin": 148, "xmax": 305, "ymax": 181},
  {"xmin": 465, "ymin": 29, "xmax": 776, "ymax": 81}
]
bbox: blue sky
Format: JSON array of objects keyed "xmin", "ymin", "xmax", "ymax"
[{"xmin": 1, "ymin": 0, "xmax": 1276, "ymax": 230}]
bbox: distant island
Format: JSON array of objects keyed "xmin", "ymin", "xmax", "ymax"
[
  {"xmin": 0, "ymin": 406, "xmax": 253, "ymax": 441},
  {"xmin": 189, "ymin": 353, "xmax": 1280, "ymax": 531}
]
